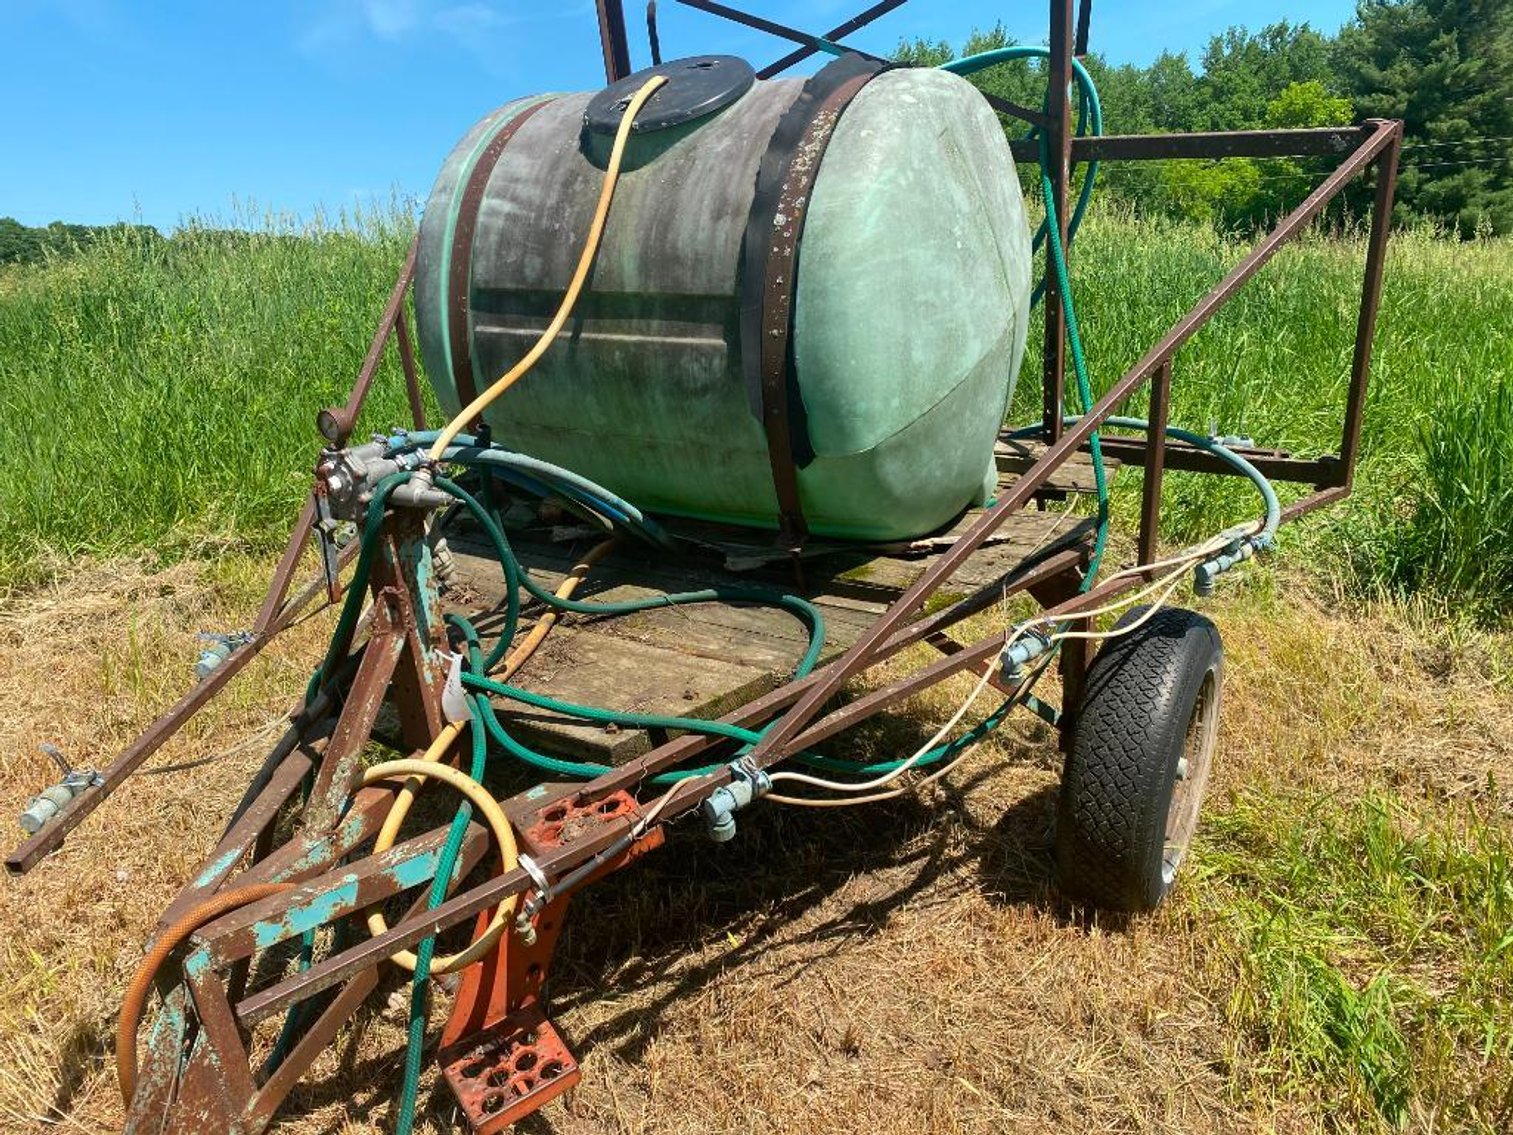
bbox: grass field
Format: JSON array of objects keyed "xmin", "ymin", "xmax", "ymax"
[
  {"xmin": 3, "ymin": 207, "xmax": 1509, "ymax": 611},
  {"xmin": 0, "ymin": 209, "xmax": 1510, "ymax": 1133}
]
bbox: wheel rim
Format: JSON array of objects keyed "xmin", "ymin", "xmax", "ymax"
[{"xmin": 1161, "ymin": 667, "xmax": 1219, "ymax": 887}]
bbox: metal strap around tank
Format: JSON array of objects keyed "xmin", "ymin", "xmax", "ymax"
[
  {"xmin": 741, "ymin": 53, "xmax": 887, "ymax": 549},
  {"xmin": 448, "ymin": 98, "xmax": 556, "ymax": 413}
]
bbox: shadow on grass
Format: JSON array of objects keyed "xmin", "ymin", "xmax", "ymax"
[
  {"xmin": 203, "ymin": 706, "xmax": 1126, "ymax": 1132},
  {"xmin": 533, "ymin": 775, "xmax": 1092, "ymax": 1075}
]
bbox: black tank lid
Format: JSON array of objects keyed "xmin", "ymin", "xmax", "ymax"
[{"xmin": 584, "ymin": 55, "xmax": 755, "ymax": 135}]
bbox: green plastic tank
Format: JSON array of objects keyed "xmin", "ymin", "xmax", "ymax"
[{"xmin": 414, "ymin": 60, "xmax": 1031, "ymax": 542}]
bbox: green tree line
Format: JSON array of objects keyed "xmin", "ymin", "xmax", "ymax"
[
  {"xmin": 0, "ymin": 217, "xmax": 164, "ymax": 266},
  {"xmin": 900, "ymin": 0, "xmax": 1513, "ymax": 235},
  {"xmin": 6, "ymin": 0, "xmax": 1507, "ymax": 254}
]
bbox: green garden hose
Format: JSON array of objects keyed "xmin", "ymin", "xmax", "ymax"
[
  {"xmin": 395, "ymin": 693, "xmax": 488, "ymax": 1134},
  {"xmin": 940, "ymin": 47, "xmax": 1104, "ymax": 306},
  {"xmin": 1038, "ymin": 154, "xmax": 1110, "ymax": 583},
  {"xmin": 438, "ymin": 480, "xmax": 1011, "ymax": 784}
]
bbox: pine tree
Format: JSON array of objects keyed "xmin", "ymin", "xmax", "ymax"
[{"xmin": 1336, "ymin": 0, "xmax": 1513, "ymax": 235}]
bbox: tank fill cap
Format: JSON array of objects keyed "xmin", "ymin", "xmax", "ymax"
[{"xmin": 584, "ymin": 55, "xmax": 755, "ymax": 135}]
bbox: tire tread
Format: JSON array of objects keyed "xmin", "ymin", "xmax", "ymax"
[{"xmin": 1056, "ymin": 605, "xmax": 1221, "ymax": 912}]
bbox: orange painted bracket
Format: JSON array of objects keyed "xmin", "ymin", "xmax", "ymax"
[{"xmin": 439, "ymin": 789, "xmax": 665, "ymax": 1130}]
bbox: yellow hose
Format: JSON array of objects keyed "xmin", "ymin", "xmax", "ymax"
[
  {"xmin": 361, "ymin": 755, "xmax": 520, "ymax": 974},
  {"xmin": 372, "ymin": 75, "xmax": 666, "ymax": 973},
  {"xmin": 425, "ymin": 74, "xmax": 668, "ymax": 463},
  {"xmin": 365, "ymin": 538, "xmax": 616, "ymax": 969}
]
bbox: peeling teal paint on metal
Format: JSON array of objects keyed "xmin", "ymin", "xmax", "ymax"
[
  {"xmin": 339, "ymin": 809, "xmax": 368, "ymax": 844},
  {"xmin": 192, "ymin": 846, "xmax": 243, "ymax": 889},
  {"xmin": 399, "ymin": 535, "xmax": 429, "ymax": 614},
  {"xmin": 251, "ymin": 879, "xmax": 359, "ymax": 951},
  {"xmin": 126, "ymin": 982, "xmax": 190, "ymax": 1134},
  {"xmin": 184, "ymin": 944, "xmax": 215, "ymax": 981},
  {"xmin": 249, "ymin": 846, "xmax": 445, "ymax": 951},
  {"xmin": 399, "ymin": 530, "xmax": 446, "ymax": 680},
  {"xmin": 271, "ymin": 816, "xmax": 365, "ymax": 884}
]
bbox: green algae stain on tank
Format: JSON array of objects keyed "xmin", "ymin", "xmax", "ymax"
[
  {"xmin": 413, "ymin": 62, "xmax": 1031, "ymax": 543},
  {"xmin": 793, "ymin": 68, "xmax": 1031, "ymax": 538}
]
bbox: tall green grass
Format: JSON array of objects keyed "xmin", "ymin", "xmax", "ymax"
[
  {"xmin": 0, "ymin": 211, "xmax": 419, "ymax": 589},
  {"xmin": 1197, "ymin": 790, "xmax": 1513, "ymax": 1130},
  {"xmin": 0, "ymin": 205, "xmax": 1509, "ymax": 614},
  {"xmin": 1346, "ymin": 379, "xmax": 1513, "ymax": 619},
  {"xmin": 1013, "ymin": 207, "xmax": 1513, "ymax": 619}
]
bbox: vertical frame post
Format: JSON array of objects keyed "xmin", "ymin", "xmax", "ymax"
[
  {"xmin": 1074, "ymin": 0, "xmax": 1092, "ymax": 56},
  {"xmin": 394, "ymin": 306, "xmax": 427, "ymax": 431},
  {"xmin": 1338, "ymin": 122, "xmax": 1400, "ymax": 485},
  {"xmin": 1138, "ymin": 358, "xmax": 1173, "ymax": 568},
  {"xmin": 596, "ymin": 0, "xmax": 633, "ymax": 83},
  {"xmin": 1040, "ymin": 0, "xmax": 1075, "ymax": 442}
]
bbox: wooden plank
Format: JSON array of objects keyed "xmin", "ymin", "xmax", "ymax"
[
  {"xmin": 445, "ymin": 540, "xmax": 885, "ymax": 653},
  {"xmin": 445, "ymin": 543, "xmax": 882, "ymax": 764},
  {"xmin": 487, "ymin": 627, "xmax": 777, "ymax": 763},
  {"xmin": 812, "ymin": 512, "xmax": 1096, "ymax": 595},
  {"xmin": 439, "ymin": 469, "xmax": 1106, "ymax": 764}
]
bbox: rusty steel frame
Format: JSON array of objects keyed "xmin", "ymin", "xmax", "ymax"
[{"xmin": 18, "ymin": 2, "xmax": 1404, "ymax": 1130}]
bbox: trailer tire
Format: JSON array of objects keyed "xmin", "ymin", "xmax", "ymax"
[{"xmin": 1055, "ymin": 605, "xmax": 1221, "ymax": 913}]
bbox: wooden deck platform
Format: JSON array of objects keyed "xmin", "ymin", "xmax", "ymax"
[{"xmin": 441, "ymin": 441, "xmax": 1115, "ymax": 764}]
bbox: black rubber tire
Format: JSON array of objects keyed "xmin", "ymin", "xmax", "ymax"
[{"xmin": 1055, "ymin": 605, "xmax": 1222, "ymax": 913}]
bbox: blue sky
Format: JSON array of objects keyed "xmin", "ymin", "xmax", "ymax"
[{"xmin": 3, "ymin": 1, "xmax": 1357, "ymax": 231}]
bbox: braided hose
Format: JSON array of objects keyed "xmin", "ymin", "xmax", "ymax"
[{"xmin": 117, "ymin": 882, "xmax": 294, "ymax": 1106}]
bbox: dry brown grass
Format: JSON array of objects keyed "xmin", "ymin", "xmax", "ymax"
[{"xmin": 0, "ymin": 556, "xmax": 1509, "ymax": 1134}]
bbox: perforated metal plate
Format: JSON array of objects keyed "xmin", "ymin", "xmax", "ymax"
[{"xmin": 439, "ymin": 1002, "xmax": 581, "ymax": 1133}]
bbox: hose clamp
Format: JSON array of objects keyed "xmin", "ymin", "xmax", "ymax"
[{"xmin": 516, "ymin": 852, "xmax": 552, "ymax": 906}]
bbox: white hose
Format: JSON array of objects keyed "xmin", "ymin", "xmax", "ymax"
[{"xmin": 766, "ymin": 549, "xmax": 1212, "ymax": 808}]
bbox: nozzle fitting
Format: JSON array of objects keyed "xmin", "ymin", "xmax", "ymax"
[{"xmin": 701, "ymin": 758, "xmax": 772, "ymax": 843}]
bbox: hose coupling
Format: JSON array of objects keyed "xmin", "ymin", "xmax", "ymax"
[
  {"xmin": 513, "ymin": 853, "xmax": 554, "ymax": 945},
  {"xmin": 194, "ymin": 630, "xmax": 254, "ymax": 681},
  {"xmin": 388, "ymin": 476, "xmax": 450, "ymax": 511},
  {"xmin": 19, "ymin": 755, "xmax": 102, "ymax": 834},
  {"xmin": 1194, "ymin": 532, "xmax": 1272, "ymax": 597},
  {"xmin": 1211, "ymin": 433, "xmax": 1256, "ymax": 450},
  {"xmin": 701, "ymin": 757, "xmax": 772, "ymax": 843},
  {"xmin": 1000, "ymin": 627, "xmax": 1053, "ymax": 683},
  {"xmin": 430, "ymin": 534, "xmax": 458, "ymax": 587}
]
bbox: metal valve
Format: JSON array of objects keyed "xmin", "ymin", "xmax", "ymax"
[
  {"xmin": 195, "ymin": 631, "xmax": 253, "ymax": 681},
  {"xmin": 700, "ymin": 758, "xmax": 772, "ymax": 843}
]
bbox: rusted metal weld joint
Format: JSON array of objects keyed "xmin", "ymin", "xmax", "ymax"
[{"xmin": 741, "ymin": 52, "xmax": 886, "ymax": 551}]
